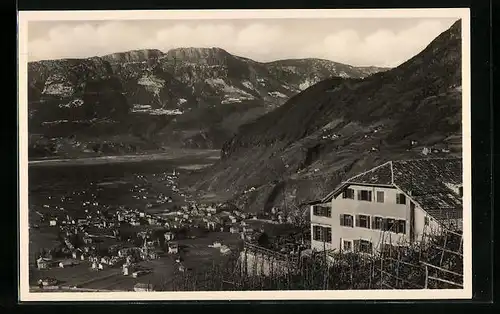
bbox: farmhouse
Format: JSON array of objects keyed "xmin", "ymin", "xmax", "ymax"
[
  {"xmin": 309, "ymin": 158, "xmax": 463, "ymax": 254},
  {"xmin": 134, "ymin": 283, "xmax": 155, "ymax": 292},
  {"xmin": 36, "ymin": 257, "xmax": 51, "ymax": 270}
]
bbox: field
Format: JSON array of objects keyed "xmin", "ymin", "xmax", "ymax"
[
  {"xmin": 28, "ymin": 226, "xmax": 60, "ymax": 265},
  {"xmin": 29, "ymin": 231, "xmax": 242, "ymax": 292}
]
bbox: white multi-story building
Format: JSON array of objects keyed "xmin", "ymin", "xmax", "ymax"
[{"xmin": 309, "ymin": 158, "xmax": 463, "ymax": 254}]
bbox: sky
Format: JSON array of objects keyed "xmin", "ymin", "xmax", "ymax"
[{"xmin": 27, "ymin": 17, "xmax": 459, "ymax": 68}]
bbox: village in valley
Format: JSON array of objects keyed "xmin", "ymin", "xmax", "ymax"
[
  {"xmin": 30, "ymin": 156, "xmax": 464, "ymax": 292},
  {"xmin": 30, "ymin": 169, "xmax": 309, "ymax": 292}
]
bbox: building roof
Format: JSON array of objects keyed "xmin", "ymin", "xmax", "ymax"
[{"xmin": 320, "ymin": 158, "xmax": 463, "ymax": 223}]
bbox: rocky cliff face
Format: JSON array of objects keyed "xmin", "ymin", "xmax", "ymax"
[
  {"xmin": 28, "ymin": 47, "xmax": 388, "ymax": 157},
  {"xmin": 194, "ymin": 20, "xmax": 462, "ymax": 215}
]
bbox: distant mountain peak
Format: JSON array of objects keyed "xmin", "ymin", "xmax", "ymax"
[
  {"xmin": 101, "ymin": 49, "xmax": 164, "ymax": 63},
  {"xmin": 164, "ymin": 47, "xmax": 231, "ymax": 63}
]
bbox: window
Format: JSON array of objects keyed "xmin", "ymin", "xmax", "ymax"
[
  {"xmin": 354, "ymin": 239, "xmax": 373, "ymax": 254},
  {"xmin": 313, "ymin": 206, "xmax": 331, "ymax": 217},
  {"xmin": 424, "ymin": 216, "xmax": 430, "ymax": 226},
  {"xmin": 376, "ymin": 191, "xmax": 385, "ymax": 203},
  {"xmin": 325, "ymin": 227, "xmax": 332, "ymax": 243},
  {"xmin": 358, "ymin": 190, "xmax": 372, "ymax": 201},
  {"xmin": 343, "ymin": 240, "xmax": 352, "ymax": 252},
  {"xmin": 384, "ymin": 218, "xmax": 396, "ymax": 232},
  {"xmin": 372, "ymin": 216, "xmax": 384, "ymax": 229},
  {"xmin": 458, "ymin": 186, "xmax": 463, "ymax": 197},
  {"xmin": 313, "ymin": 225, "xmax": 332, "ymax": 243},
  {"xmin": 356, "ymin": 214, "xmax": 371, "ymax": 229},
  {"xmin": 396, "ymin": 220, "xmax": 406, "ymax": 234},
  {"xmin": 396, "ymin": 193, "xmax": 406, "ymax": 204},
  {"xmin": 340, "ymin": 214, "xmax": 354, "ymax": 227},
  {"xmin": 313, "ymin": 206, "xmax": 319, "ymax": 216},
  {"xmin": 342, "ymin": 188, "xmax": 355, "ymax": 199},
  {"xmin": 313, "ymin": 225, "xmax": 321, "ymax": 241}
]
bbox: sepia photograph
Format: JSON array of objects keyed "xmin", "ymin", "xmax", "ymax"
[{"xmin": 18, "ymin": 9, "xmax": 471, "ymax": 301}]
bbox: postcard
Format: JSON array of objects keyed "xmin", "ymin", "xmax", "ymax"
[{"xmin": 18, "ymin": 8, "xmax": 471, "ymax": 301}]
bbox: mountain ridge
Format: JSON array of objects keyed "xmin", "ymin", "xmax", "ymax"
[
  {"xmin": 28, "ymin": 47, "xmax": 389, "ymax": 158},
  {"xmin": 191, "ymin": 19, "xmax": 462, "ymax": 215}
]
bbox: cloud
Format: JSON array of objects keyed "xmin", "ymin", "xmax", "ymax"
[
  {"xmin": 28, "ymin": 19, "xmax": 454, "ymax": 67},
  {"xmin": 303, "ymin": 20, "xmax": 451, "ymax": 67}
]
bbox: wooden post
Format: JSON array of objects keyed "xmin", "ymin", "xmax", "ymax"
[
  {"xmin": 395, "ymin": 247, "xmax": 401, "ymax": 289},
  {"xmin": 380, "ymin": 249, "xmax": 384, "ymax": 289},
  {"xmin": 424, "ymin": 265, "xmax": 429, "ymax": 289},
  {"xmin": 440, "ymin": 232, "xmax": 448, "ymax": 267}
]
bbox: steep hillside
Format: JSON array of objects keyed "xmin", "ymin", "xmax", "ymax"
[
  {"xmin": 193, "ymin": 19, "xmax": 463, "ymax": 215},
  {"xmin": 27, "ymin": 48, "xmax": 388, "ymax": 158}
]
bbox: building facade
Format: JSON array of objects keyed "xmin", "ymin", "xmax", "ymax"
[{"xmin": 310, "ymin": 158, "xmax": 463, "ymax": 254}]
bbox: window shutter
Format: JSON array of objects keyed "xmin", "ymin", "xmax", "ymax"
[
  {"xmin": 355, "ymin": 215, "xmax": 360, "ymax": 227},
  {"xmin": 339, "ymin": 214, "xmax": 344, "ymax": 226},
  {"xmin": 372, "ymin": 217, "xmax": 376, "ymax": 229},
  {"xmin": 368, "ymin": 191, "xmax": 372, "ymax": 201},
  {"xmin": 357, "ymin": 191, "xmax": 361, "ymax": 200},
  {"xmin": 367, "ymin": 216, "xmax": 371, "ymax": 229}
]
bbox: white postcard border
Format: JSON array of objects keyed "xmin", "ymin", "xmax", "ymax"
[{"xmin": 18, "ymin": 8, "xmax": 472, "ymax": 301}]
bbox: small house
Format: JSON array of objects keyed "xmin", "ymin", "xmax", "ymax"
[
  {"xmin": 149, "ymin": 250, "xmax": 160, "ymax": 260},
  {"xmin": 122, "ymin": 263, "xmax": 134, "ymax": 276},
  {"xmin": 36, "ymin": 257, "xmax": 50, "ymax": 270},
  {"xmin": 168, "ymin": 242, "xmax": 179, "ymax": 254},
  {"xmin": 229, "ymin": 226, "xmax": 240, "ymax": 234},
  {"xmin": 58, "ymin": 259, "xmax": 75, "ymax": 268},
  {"xmin": 209, "ymin": 241, "xmax": 222, "ymax": 248},
  {"xmin": 243, "ymin": 227, "xmax": 254, "ymax": 233},
  {"xmin": 134, "ymin": 283, "xmax": 154, "ymax": 292},
  {"xmin": 220, "ymin": 245, "xmax": 231, "ymax": 255},
  {"xmin": 207, "ymin": 221, "xmax": 216, "ymax": 231},
  {"xmin": 118, "ymin": 248, "xmax": 129, "ymax": 258},
  {"xmin": 38, "ymin": 277, "xmax": 58, "ymax": 287},
  {"xmin": 164, "ymin": 231, "xmax": 174, "ymax": 241},
  {"xmin": 100, "ymin": 256, "xmax": 111, "ymax": 265}
]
